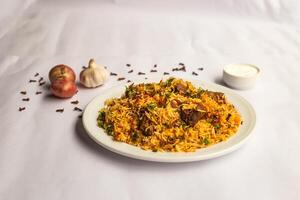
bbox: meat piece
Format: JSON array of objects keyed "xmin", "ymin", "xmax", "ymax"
[
  {"xmin": 180, "ymin": 108, "xmax": 205, "ymax": 126},
  {"xmin": 207, "ymin": 91, "xmax": 226, "ymax": 104},
  {"xmin": 189, "ymin": 111, "xmax": 204, "ymax": 126},
  {"xmin": 176, "ymin": 83, "xmax": 187, "ymax": 94},
  {"xmin": 171, "ymin": 100, "xmax": 178, "ymax": 108},
  {"xmin": 139, "ymin": 113, "xmax": 155, "ymax": 136}
]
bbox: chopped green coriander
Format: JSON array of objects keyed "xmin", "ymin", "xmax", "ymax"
[
  {"xmin": 203, "ymin": 138, "xmax": 209, "ymax": 145},
  {"xmin": 146, "ymin": 102, "xmax": 157, "ymax": 110}
]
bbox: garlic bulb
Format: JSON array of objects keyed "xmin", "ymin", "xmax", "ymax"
[{"xmin": 80, "ymin": 59, "xmax": 109, "ymax": 88}]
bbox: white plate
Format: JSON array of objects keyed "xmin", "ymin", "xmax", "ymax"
[{"xmin": 82, "ymin": 77, "xmax": 256, "ymax": 162}]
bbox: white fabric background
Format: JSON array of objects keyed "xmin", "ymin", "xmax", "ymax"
[{"xmin": 0, "ymin": 0, "xmax": 300, "ymax": 199}]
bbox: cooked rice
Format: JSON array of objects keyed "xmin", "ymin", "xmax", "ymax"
[{"xmin": 97, "ymin": 78, "xmax": 242, "ymax": 152}]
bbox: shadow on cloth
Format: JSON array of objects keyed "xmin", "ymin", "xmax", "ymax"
[{"xmin": 213, "ymin": 76, "xmax": 226, "ymax": 87}]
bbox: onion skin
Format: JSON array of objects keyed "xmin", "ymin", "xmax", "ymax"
[
  {"xmin": 50, "ymin": 80, "xmax": 78, "ymax": 98},
  {"xmin": 49, "ymin": 64, "xmax": 76, "ymax": 83}
]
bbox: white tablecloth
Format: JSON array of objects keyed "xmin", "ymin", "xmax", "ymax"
[{"xmin": 1, "ymin": 0, "xmax": 300, "ymax": 199}]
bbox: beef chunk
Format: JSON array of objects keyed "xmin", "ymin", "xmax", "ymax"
[
  {"xmin": 180, "ymin": 108, "xmax": 205, "ymax": 126},
  {"xmin": 176, "ymin": 83, "xmax": 187, "ymax": 94},
  {"xmin": 139, "ymin": 113, "xmax": 155, "ymax": 136}
]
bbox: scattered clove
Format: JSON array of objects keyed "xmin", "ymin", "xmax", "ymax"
[
  {"xmin": 56, "ymin": 108, "xmax": 64, "ymax": 113},
  {"xmin": 78, "ymin": 115, "xmax": 83, "ymax": 118},
  {"xmin": 117, "ymin": 77, "xmax": 126, "ymax": 81},
  {"xmin": 150, "ymin": 70, "xmax": 157, "ymax": 73},
  {"xmin": 128, "ymin": 69, "xmax": 133, "ymax": 73},
  {"xmin": 29, "ymin": 79, "xmax": 37, "ymax": 83},
  {"xmin": 127, "ymin": 80, "xmax": 131, "ymax": 83},
  {"xmin": 138, "ymin": 72, "xmax": 146, "ymax": 75},
  {"xmin": 71, "ymin": 100, "xmax": 79, "ymax": 105},
  {"xmin": 38, "ymin": 77, "xmax": 44, "ymax": 82},
  {"xmin": 198, "ymin": 67, "xmax": 204, "ymax": 71},
  {"xmin": 163, "ymin": 72, "xmax": 170, "ymax": 75},
  {"xmin": 22, "ymin": 98, "xmax": 30, "ymax": 101},
  {"xmin": 34, "ymin": 73, "xmax": 39, "ymax": 77},
  {"xmin": 172, "ymin": 66, "xmax": 186, "ymax": 72},
  {"xmin": 20, "ymin": 91, "xmax": 27, "ymax": 95},
  {"xmin": 126, "ymin": 64, "xmax": 131, "ymax": 67},
  {"xmin": 39, "ymin": 81, "xmax": 46, "ymax": 86},
  {"xmin": 154, "ymin": 64, "xmax": 157, "ymax": 68},
  {"xmin": 110, "ymin": 72, "xmax": 117, "ymax": 76},
  {"xmin": 36, "ymin": 91, "xmax": 42, "ymax": 95},
  {"xmin": 19, "ymin": 107, "xmax": 26, "ymax": 111},
  {"xmin": 192, "ymin": 71, "xmax": 198, "ymax": 76},
  {"xmin": 179, "ymin": 63, "xmax": 185, "ymax": 66},
  {"xmin": 74, "ymin": 107, "xmax": 83, "ymax": 112}
]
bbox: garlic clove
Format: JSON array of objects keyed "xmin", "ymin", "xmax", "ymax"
[{"xmin": 80, "ymin": 59, "xmax": 109, "ymax": 88}]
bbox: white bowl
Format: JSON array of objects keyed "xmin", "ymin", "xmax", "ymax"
[{"xmin": 223, "ymin": 64, "xmax": 260, "ymax": 90}]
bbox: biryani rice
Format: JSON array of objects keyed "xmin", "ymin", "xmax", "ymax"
[{"xmin": 97, "ymin": 78, "xmax": 242, "ymax": 152}]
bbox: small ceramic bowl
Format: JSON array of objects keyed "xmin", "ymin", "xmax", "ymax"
[{"xmin": 223, "ymin": 64, "xmax": 260, "ymax": 90}]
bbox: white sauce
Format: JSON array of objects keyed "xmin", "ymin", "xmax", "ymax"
[{"xmin": 225, "ymin": 64, "xmax": 258, "ymax": 78}]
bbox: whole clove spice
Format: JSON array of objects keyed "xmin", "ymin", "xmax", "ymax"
[
  {"xmin": 110, "ymin": 72, "xmax": 117, "ymax": 76},
  {"xmin": 38, "ymin": 77, "xmax": 44, "ymax": 82},
  {"xmin": 29, "ymin": 79, "xmax": 37, "ymax": 83},
  {"xmin": 138, "ymin": 72, "xmax": 145, "ymax": 75},
  {"xmin": 19, "ymin": 107, "xmax": 26, "ymax": 111},
  {"xmin": 172, "ymin": 66, "xmax": 186, "ymax": 72},
  {"xmin": 82, "ymin": 66, "xmax": 87, "ymax": 69},
  {"xmin": 128, "ymin": 69, "xmax": 133, "ymax": 73},
  {"xmin": 192, "ymin": 71, "xmax": 198, "ymax": 76},
  {"xmin": 154, "ymin": 64, "xmax": 157, "ymax": 68},
  {"xmin": 56, "ymin": 108, "xmax": 64, "ymax": 113},
  {"xmin": 163, "ymin": 72, "xmax": 170, "ymax": 75},
  {"xmin": 20, "ymin": 91, "xmax": 27, "ymax": 95},
  {"xmin": 35, "ymin": 91, "xmax": 42, "ymax": 95},
  {"xmin": 126, "ymin": 64, "xmax": 131, "ymax": 67},
  {"xmin": 117, "ymin": 77, "xmax": 126, "ymax": 81},
  {"xmin": 71, "ymin": 100, "xmax": 79, "ymax": 105},
  {"xmin": 39, "ymin": 81, "xmax": 46, "ymax": 86},
  {"xmin": 22, "ymin": 98, "xmax": 30, "ymax": 101},
  {"xmin": 34, "ymin": 73, "xmax": 39, "ymax": 77},
  {"xmin": 198, "ymin": 67, "xmax": 204, "ymax": 71},
  {"xmin": 150, "ymin": 70, "xmax": 157, "ymax": 73},
  {"xmin": 74, "ymin": 107, "xmax": 83, "ymax": 112},
  {"xmin": 127, "ymin": 80, "xmax": 131, "ymax": 83}
]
